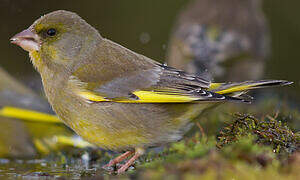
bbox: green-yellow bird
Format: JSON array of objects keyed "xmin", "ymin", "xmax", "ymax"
[{"xmin": 10, "ymin": 10, "xmax": 292, "ymax": 173}]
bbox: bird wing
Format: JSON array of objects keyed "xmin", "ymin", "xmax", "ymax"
[
  {"xmin": 69, "ymin": 62, "xmax": 241, "ymax": 103},
  {"xmin": 67, "ymin": 39, "xmax": 242, "ymax": 103}
]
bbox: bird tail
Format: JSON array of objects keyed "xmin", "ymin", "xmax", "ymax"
[{"xmin": 208, "ymin": 80, "xmax": 293, "ymax": 102}]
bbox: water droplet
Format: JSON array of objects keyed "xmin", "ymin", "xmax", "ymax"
[{"xmin": 139, "ymin": 32, "xmax": 151, "ymax": 44}]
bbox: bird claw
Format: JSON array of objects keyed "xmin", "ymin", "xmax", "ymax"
[{"xmin": 102, "ymin": 148, "xmax": 144, "ymax": 174}]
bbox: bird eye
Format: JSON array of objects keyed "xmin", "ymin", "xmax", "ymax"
[{"xmin": 46, "ymin": 28, "xmax": 57, "ymax": 36}]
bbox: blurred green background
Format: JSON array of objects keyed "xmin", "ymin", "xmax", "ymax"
[{"xmin": 0, "ymin": 0, "xmax": 299, "ymax": 100}]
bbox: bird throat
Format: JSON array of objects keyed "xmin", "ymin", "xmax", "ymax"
[{"xmin": 29, "ymin": 51, "xmax": 43, "ymax": 71}]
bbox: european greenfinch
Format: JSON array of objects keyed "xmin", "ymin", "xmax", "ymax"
[
  {"xmin": 167, "ymin": 0, "xmax": 269, "ymax": 81},
  {"xmin": 11, "ymin": 10, "xmax": 291, "ymax": 173}
]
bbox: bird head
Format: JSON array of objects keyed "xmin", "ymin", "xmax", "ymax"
[{"xmin": 11, "ymin": 10, "xmax": 102, "ymax": 71}]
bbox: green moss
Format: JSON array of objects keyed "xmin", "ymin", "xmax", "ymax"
[
  {"xmin": 129, "ymin": 132, "xmax": 298, "ymax": 179},
  {"xmin": 217, "ymin": 113, "xmax": 299, "ymax": 155},
  {"xmin": 126, "ymin": 100, "xmax": 299, "ymax": 179},
  {"xmin": 2, "ymin": 98, "xmax": 297, "ymax": 179}
]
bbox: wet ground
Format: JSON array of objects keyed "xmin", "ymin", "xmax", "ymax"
[{"xmin": 0, "ymin": 157, "xmax": 104, "ymax": 179}]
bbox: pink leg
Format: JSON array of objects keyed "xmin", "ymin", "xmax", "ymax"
[
  {"xmin": 117, "ymin": 148, "xmax": 144, "ymax": 174},
  {"xmin": 102, "ymin": 151, "xmax": 134, "ymax": 168}
]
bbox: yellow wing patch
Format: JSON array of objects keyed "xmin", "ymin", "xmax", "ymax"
[
  {"xmin": 70, "ymin": 75, "xmax": 199, "ymax": 103},
  {"xmin": 208, "ymin": 83, "xmax": 222, "ymax": 91},
  {"xmin": 215, "ymin": 85, "xmax": 252, "ymax": 94},
  {"xmin": 209, "ymin": 83, "xmax": 252, "ymax": 95},
  {"xmin": 77, "ymin": 90, "xmax": 108, "ymax": 102},
  {"xmin": 132, "ymin": 91, "xmax": 198, "ymax": 103},
  {"xmin": 77, "ymin": 90, "xmax": 199, "ymax": 103}
]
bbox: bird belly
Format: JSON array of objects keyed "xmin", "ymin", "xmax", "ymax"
[{"xmin": 51, "ymin": 93, "xmax": 210, "ymax": 151}]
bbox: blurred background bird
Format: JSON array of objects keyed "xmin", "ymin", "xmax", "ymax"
[
  {"xmin": 0, "ymin": 67, "xmax": 92, "ymax": 158},
  {"xmin": 167, "ymin": 0, "xmax": 270, "ymax": 82}
]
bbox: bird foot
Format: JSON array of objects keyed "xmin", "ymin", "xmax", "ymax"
[
  {"xmin": 102, "ymin": 151, "xmax": 134, "ymax": 169},
  {"xmin": 103, "ymin": 148, "xmax": 144, "ymax": 174}
]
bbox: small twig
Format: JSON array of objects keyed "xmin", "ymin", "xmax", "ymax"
[
  {"xmin": 274, "ymin": 111, "xmax": 279, "ymax": 119},
  {"xmin": 196, "ymin": 122, "xmax": 206, "ymax": 138},
  {"xmin": 266, "ymin": 115, "xmax": 275, "ymax": 121}
]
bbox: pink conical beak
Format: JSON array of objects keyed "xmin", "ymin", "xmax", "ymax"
[{"xmin": 10, "ymin": 29, "xmax": 40, "ymax": 52}]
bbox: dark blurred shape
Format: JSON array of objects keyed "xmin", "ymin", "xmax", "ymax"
[
  {"xmin": 0, "ymin": 67, "xmax": 48, "ymax": 158},
  {"xmin": 0, "ymin": 117, "xmax": 36, "ymax": 158},
  {"xmin": 0, "ymin": 67, "xmax": 52, "ymax": 113},
  {"xmin": 167, "ymin": 0, "xmax": 270, "ymax": 81},
  {"xmin": 0, "ymin": 67, "xmax": 92, "ymax": 158}
]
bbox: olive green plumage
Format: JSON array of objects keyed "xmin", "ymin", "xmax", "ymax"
[
  {"xmin": 27, "ymin": 11, "xmax": 212, "ymax": 150},
  {"xmin": 10, "ymin": 10, "xmax": 291, "ymax": 172}
]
